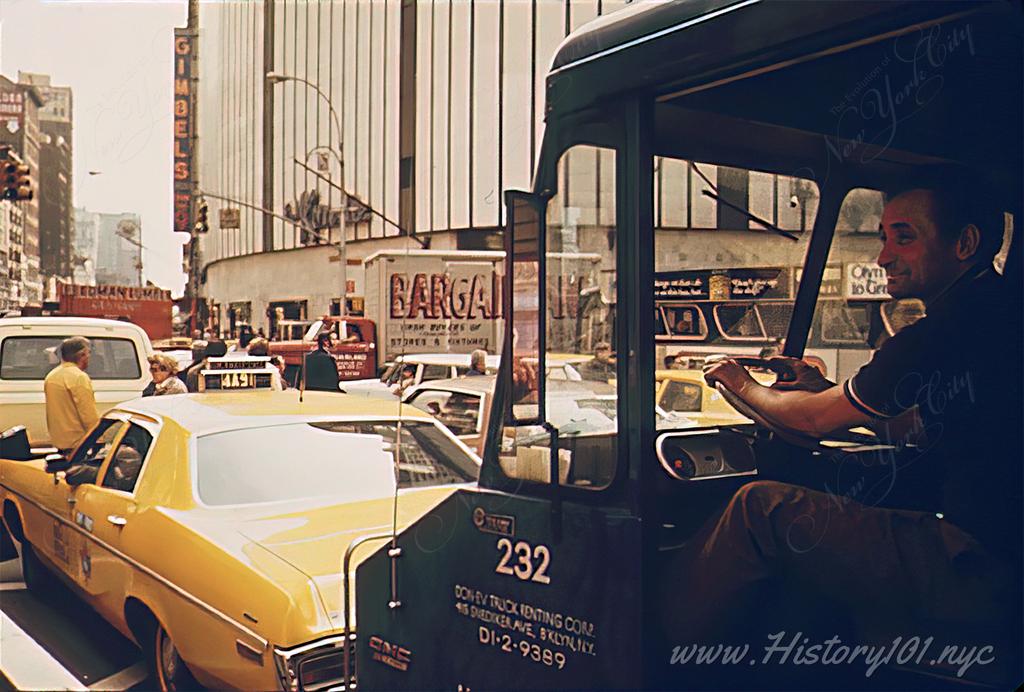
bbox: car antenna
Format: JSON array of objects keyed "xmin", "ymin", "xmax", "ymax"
[{"xmin": 299, "ymin": 320, "xmax": 324, "ymax": 404}]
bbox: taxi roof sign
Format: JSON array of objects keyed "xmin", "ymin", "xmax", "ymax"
[{"xmin": 200, "ymin": 356, "xmax": 276, "ymax": 392}]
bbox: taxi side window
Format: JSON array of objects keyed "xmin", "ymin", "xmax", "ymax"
[
  {"xmin": 70, "ymin": 419, "xmax": 126, "ymax": 468},
  {"xmin": 421, "ymin": 364, "xmax": 449, "ymax": 381},
  {"xmin": 66, "ymin": 419, "xmax": 127, "ymax": 486},
  {"xmin": 382, "ymin": 364, "xmax": 401, "ymax": 384},
  {"xmin": 101, "ymin": 424, "xmax": 154, "ymax": 494}
]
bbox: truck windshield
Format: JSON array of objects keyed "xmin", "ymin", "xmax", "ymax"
[{"xmin": 195, "ymin": 420, "xmax": 478, "ymax": 506}]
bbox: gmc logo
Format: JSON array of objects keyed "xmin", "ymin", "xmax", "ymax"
[{"xmin": 369, "ymin": 635, "xmax": 411, "ymax": 671}]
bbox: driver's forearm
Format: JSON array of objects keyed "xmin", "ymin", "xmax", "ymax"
[
  {"xmin": 869, "ymin": 407, "xmax": 923, "ymax": 445},
  {"xmin": 735, "ymin": 381, "xmax": 862, "ymax": 436}
]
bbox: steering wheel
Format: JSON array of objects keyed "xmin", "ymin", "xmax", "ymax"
[
  {"xmin": 712, "ymin": 359, "xmax": 884, "ymax": 452},
  {"xmin": 705, "ymin": 355, "xmax": 798, "ymax": 383}
]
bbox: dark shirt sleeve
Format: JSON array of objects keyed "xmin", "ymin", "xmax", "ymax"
[{"xmin": 843, "ymin": 318, "xmax": 942, "ymax": 419}]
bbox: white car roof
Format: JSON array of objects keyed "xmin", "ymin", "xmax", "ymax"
[
  {"xmin": 0, "ymin": 316, "xmax": 142, "ymax": 329},
  {"xmin": 392, "ymin": 353, "xmax": 585, "ymax": 368},
  {"xmin": 394, "ymin": 353, "xmax": 501, "ymax": 368},
  {"xmin": 0, "ymin": 316, "xmax": 151, "ymax": 343}
]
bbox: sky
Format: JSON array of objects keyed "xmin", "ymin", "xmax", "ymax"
[{"xmin": 0, "ymin": 0, "xmax": 188, "ymax": 295}]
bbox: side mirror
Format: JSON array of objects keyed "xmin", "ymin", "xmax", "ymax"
[
  {"xmin": 45, "ymin": 453, "xmax": 72, "ymax": 474},
  {"xmin": 504, "ymin": 190, "xmax": 547, "ymax": 425},
  {"xmin": 0, "ymin": 426, "xmax": 32, "ymax": 461}
]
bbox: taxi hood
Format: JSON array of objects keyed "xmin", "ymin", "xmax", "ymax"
[{"xmin": 233, "ymin": 487, "xmax": 459, "ymax": 630}]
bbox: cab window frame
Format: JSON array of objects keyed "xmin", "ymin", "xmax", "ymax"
[
  {"xmin": 481, "ymin": 110, "xmax": 630, "ymax": 503},
  {"xmin": 69, "ymin": 416, "xmax": 129, "ymax": 469}
]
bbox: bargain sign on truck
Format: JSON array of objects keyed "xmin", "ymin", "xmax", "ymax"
[
  {"xmin": 364, "ymin": 250, "xmax": 604, "ymax": 365},
  {"xmin": 366, "ymin": 251, "xmax": 505, "ymax": 363}
]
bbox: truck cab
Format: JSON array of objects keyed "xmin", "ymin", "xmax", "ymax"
[
  {"xmin": 353, "ymin": 2, "xmax": 1021, "ymax": 689},
  {"xmin": 268, "ymin": 315, "xmax": 377, "ymax": 386}
]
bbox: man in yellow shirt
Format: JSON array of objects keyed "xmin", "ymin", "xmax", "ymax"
[{"xmin": 44, "ymin": 337, "xmax": 99, "ymax": 454}]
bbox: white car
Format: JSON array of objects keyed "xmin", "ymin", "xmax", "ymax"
[{"xmin": 342, "ymin": 353, "xmax": 583, "ymax": 399}]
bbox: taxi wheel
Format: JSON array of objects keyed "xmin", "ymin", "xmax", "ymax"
[
  {"xmin": 20, "ymin": 541, "xmax": 54, "ymax": 595},
  {"xmin": 151, "ymin": 622, "xmax": 201, "ymax": 691}
]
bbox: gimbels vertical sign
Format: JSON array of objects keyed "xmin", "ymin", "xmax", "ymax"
[{"xmin": 173, "ymin": 29, "xmax": 195, "ymax": 233}]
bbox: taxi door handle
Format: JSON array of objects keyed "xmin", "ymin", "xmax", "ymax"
[
  {"xmin": 66, "ymin": 497, "xmax": 76, "ymax": 506},
  {"xmin": 107, "ymin": 515, "xmax": 128, "ymax": 527}
]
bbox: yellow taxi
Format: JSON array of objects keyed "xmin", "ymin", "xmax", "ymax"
[
  {"xmin": 0, "ymin": 366, "xmax": 479, "ymax": 690},
  {"xmin": 655, "ymin": 368, "xmax": 775, "ymax": 427}
]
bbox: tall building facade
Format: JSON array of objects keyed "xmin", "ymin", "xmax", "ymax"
[
  {"xmin": 192, "ymin": 0, "xmax": 631, "ymax": 334},
  {"xmin": 0, "ymin": 74, "xmax": 43, "ymax": 303},
  {"xmin": 72, "ymin": 207, "xmax": 99, "ymax": 285},
  {"xmin": 0, "ymin": 200, "xmax": 26, "ymax": 310},
  {"xmin": 77, "ymin": 209, "xmax": 143, "ymax": 287},
  {"xmin": 20, "ymin": 72, "xmax": 74, "ymax": 284},
  {"xmin": 188, "ymin": 1, "xmax": 887, "ymax": 344}
]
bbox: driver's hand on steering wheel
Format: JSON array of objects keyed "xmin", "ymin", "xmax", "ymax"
[
  {"xmin": 703, "ymin": 358, "xmax": 756, "ymax": 395},
  {"xmin": 766, "ymin": 356, "xmax": 835, "ymax": 393}
]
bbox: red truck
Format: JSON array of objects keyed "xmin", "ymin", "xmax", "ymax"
[
  {"xmin": 52, "ymin": 283, "xmax": 173, "ymax": 341},
  {"xmin": 268, "ymin": 316, "xmax": 377, "ymax": 386}
]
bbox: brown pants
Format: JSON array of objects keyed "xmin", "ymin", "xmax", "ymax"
[{"xmin": 661, "ymin": 481, "xmax": 1018, "ymax": 675}]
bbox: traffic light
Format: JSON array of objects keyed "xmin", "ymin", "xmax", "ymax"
[
  {"xmin": 0, "ymin": 147, "xmax": 32, "ymax": 202},
  {"xmin": 194, "ymin": 198, "xmax": 209, "ymax": 233}
]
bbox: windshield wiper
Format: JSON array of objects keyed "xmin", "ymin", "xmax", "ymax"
[{"xmin": 689, "ymin": 162, "xmax": 800, "ymax": 242}]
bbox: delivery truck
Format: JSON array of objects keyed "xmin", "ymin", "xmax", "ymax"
[
  {"xmin": 362, "ymin": 249, "xmax": 604, "ymax": 369},
  {"xmin": 363, "ymin": 250, "xmax": 506, "ymax": 366}
]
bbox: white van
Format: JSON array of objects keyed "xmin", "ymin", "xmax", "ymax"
[
  {"xmin": 0, "ymin": 317, "xmax": 154, "ymax": 445},
  {"xmin": 343, "ymin": 352, "xmax": 584, "ymax": 399}
]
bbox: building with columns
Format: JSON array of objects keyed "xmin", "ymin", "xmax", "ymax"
[
  {"xmin": 187, "ymin": 1, "xmax": 886, "ymax": 345},
  {"xmin": 189, "ymin": 0, "xmax": 632, "ymax": 335},
  {"xmin": 19, "ymin": 72, "xmax": 74, "ymax": 285},
  {"xmin": 0, "ymin": 74, "xmax": 43, "ymax": 304}
]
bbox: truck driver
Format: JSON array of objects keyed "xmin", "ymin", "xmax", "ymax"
[{"xmin": 669, "ymin": 170, "xmax": 1021, "ymax": 675}]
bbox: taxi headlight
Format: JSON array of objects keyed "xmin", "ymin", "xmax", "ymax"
[
  {"xmin": 298, "ymin": 650, "xmax": 345, "ymax": 690},
  {"xmin": 274, "ymin": 635, "xmax": 355, "ymax": 692}
]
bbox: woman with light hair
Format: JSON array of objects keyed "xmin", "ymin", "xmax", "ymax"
[
  {"xmin": 247, "ymin": 338, "xmax": 284, "ymax": 390},
  {"xmin": 145, "ymin": 353, "xmax": 188, "ymax": 396}
]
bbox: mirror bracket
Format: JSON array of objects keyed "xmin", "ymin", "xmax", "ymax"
[{"xmin": 44, "ymin": 453, "xmax": 71, "ymax": 475}]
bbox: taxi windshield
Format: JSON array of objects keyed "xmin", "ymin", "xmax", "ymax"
[{"xmin": 195, "ymin": 420, "xmax": 478, "ymax": 506}]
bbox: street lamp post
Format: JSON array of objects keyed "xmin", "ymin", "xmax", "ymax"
[{"xmin": 266, "ymin": 71, "xmax": 348, "ymax": 318}]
